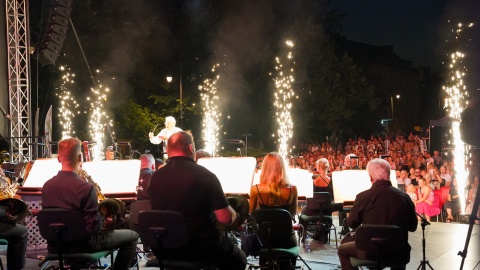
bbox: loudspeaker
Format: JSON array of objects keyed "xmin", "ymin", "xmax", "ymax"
[{"xmin": 35, "ymin": 0, "xmax": 73, "ymax": 65}]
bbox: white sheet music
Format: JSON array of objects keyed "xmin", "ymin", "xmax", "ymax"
[
  {"xmin": 332, "ymin": 170, "xmax": 398, "ymax": 203},
  {"xmin": 23, "ymin": 159, "xmax": 140, "ymax": 194},
  {"xmin": 197, "ymin": 157, "xmax": 257, "ymax": 195}
]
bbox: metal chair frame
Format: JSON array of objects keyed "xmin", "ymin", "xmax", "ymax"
[{"xmin": 37, "ymin": 208, "xmax": 113, "ymax": 270}]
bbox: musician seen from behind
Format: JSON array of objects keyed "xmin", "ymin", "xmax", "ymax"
[
  {"xmin": 148, "ymin": 116, "xmax": 182, "ymax": 158},
  {"xmin": 148, "ymin": 131, "xmax": 247, "ymax": 270},
  {"xmin": 137, "ymin": 153, "xmax": 155, "ymax": 201},
  {"xmin": 105, "ymin": 145, "xmax": 115, "ymax": 160},
  {"xmin": 42, "ymin": 138, "xmax": 139, "ymax": 270},
  {"xmin": 249, "ymin": 152, "xmax": 298, "ymax": 218},
  {"xmin": 0, "ymin": 169, "xmax": 28, "ymax": 270},
  {"xmin": 337, "ymin": 158, "xmax": 417, "ymax": 270}
]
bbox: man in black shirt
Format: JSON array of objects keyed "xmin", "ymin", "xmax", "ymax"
[
  {"xmin": 337, "ymin": 158, "xmax": 417, "ymax": 270},
  {"xmin": 149, "ymin": 131, "xmax": 246, "ymax": 270},
  {"xmin": 42, "ymin": 138, "xmax": 139, "ymax": 270}
]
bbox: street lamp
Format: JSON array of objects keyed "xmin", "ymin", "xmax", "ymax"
[
  {"xmin": 166, "ymin": 72, "xmax": 183, "ymax": 128},
  {"xmin": 390, "ymin": 94, "xmax": 400, "ymax": 130}
]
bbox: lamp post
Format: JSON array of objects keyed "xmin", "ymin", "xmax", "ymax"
[
  {"xmin": 390, "ymin": 94, "xmax": 400, "ymax": 130},
  {"xmin": 166, "ymin": 68, "xmax": 183, "ymax": 128}
]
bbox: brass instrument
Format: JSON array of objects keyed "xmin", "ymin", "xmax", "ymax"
[
  {"xmin": 78, "ymin": 169, "xmax": 126, "ymax": 230},
  {"xmin": 0, "ymin": 169, "xmax": 20, "ymax": 199},
  {"xmin": 0, "ymin": 169, "xmax": 29, "ymax": 223},
  {"xmin": 78, "ymin": 169, "xmax": 106, "ymax": 201}
]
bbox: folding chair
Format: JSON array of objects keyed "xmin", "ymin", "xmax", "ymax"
[
  {"xmin": 138, "ymin": 210, "xmax": 212, "ymax": 270},
  {"xmin": 37, "ymin": 208, "xmax": 113, "ymax": 270},
  {"xmin": 250, "ymin": 208, "xmax": 311, "ymax": 270},
  {"xmin": 349, "ymin": 224, "xmax": 407, "ymax": 270},
  {"xmin": 299, "ymin": 192, "xmax": 338, "ymax": 248}
]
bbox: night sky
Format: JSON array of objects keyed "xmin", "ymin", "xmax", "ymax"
[{"xmin": 330, "ymin": 0, "xmax": 479, "ymax": 78}]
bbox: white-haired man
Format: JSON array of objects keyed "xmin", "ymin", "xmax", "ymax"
[
  {"xmin": 344, "ymin": 153, "xmax": 360, "ymax": 170},
  {"xmin": 148, "ymin": 116, "xmax": 182, "ymax": 158},
  {"xmin": 337, "ymin": 158, "xmax": 417, "ymax": 270}
]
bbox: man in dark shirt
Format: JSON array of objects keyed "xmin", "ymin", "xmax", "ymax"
[
  {"xmin": 337, "ymin": 158, "xmax": 418, "ymax": 270},
  {"xmin": 42, "ymin": 138, "xmax": 139, "ymax": 270},
  {"xmin": 148, "ymin": 131, "xmax": 247, "ymax": 270},
  {"xmin": 137, "ymin": 153, "xmax": 155, "ymax": 200}
]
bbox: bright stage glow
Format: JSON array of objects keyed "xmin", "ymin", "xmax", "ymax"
[
  {"xmin": 88, "ymin": 79, "xmax": 112, "ymax": 161},
  {"xmin": 199, "ymin": 63, "xmax": 221, "ymax": 156},
  {"xmin": 271, "ymin": 40, "xmax": 295, "ymax": 159},
  {"xmin": 442, "ymin": 22, "xmax": 474, "ymax": 212},
  {"xmin": 57, "ymin": 66, "xmax": 79, "ymax": 139}
]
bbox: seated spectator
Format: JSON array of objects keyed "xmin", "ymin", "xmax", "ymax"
[
  {"xmin": 439, "ymin": 165, "xmax": 452, "ymax": 187},
  {"xmin": 406, "ymin": 184, "xmax": 418, "ymax": 203},
  {"xmin": 415, "ymin": 178, "xmax": 441, "ymax": 222},
  {"xmin": 465, "ymin": 176, "xmax": 479, "ymax": 224},
  {"xmin": 249, "ymin": 152, "xmax": 298, "ymax": 219},
  {"xmin": 445, "ymin": 178, "xmax": 461, "ymax": 223}
]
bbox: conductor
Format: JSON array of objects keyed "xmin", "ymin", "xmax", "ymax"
[{"xmin": 148, "ymin": 116, "xmax": 182, "ymax": 158}]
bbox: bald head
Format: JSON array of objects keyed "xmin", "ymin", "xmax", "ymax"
[
  {"xmin": 366, "ymin": 158, "xmax": 391, "ymax": 183},
  {"xmin": 167, "ymin": 131, "xmax": 195, "ymax": 158}
]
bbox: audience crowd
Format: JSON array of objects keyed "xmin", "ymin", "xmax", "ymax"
[{"xmin": 255, "ymin": 132, "xmax": 480, "ymax": 224}]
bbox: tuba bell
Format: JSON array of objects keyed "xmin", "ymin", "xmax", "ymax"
[
  {"xmin": 0, "ymin": 169, "xmax": 29, "ymax": 223},
  {"xmin": 78, "ymin": 169, "xmax": 126, "ymax": 230}
]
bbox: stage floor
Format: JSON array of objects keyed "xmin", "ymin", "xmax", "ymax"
[{"xmin": 2, "ymin": 217, "xmax": 479, "ymax": 269}]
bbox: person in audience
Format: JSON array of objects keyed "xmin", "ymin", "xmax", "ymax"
[
  {"xmin": 249, "ymin": 152, "xmax": 298, "ymax": 218},
  {"xmin": 406, "ymin": 184, "xmax": 418, "ymax": 202},
  {"xmin": 438, "ymin": 165, "xmax": 452, "ymax": 187},
  {"xmin": 148, "ymin": 131, "xmax": 246, "ymax": 270},
  {"xmin": 42, "ymin": 138, "xmax": 139, "ymax": 270},
  {"xmin": 415, "ymin": 178, "xmax": 440, "ymax": 222},
  {"xmin": 137, "ymin": 153, "xmax": 155, "ymax": 201},
  {"xmin": 411, "ymin": 169, "xmax": 422, "ymax": 186},
  {"xmin": 424, "ymin": 152, "xmax": 434, "ymax": 165},
  {"xmin": 465, "ymin": 176, "xmax": 478, "ymax": 222},
  {"xmin": 337, "ymin": 158, "xmax": 417, "ymax": 270},
  {"xmin": 445, "ymin": 178, "xmax": 461, "ymax": 223},
  {"xmin": 397, "ymin": 169, "xmax": 411, "ymax": 191}
]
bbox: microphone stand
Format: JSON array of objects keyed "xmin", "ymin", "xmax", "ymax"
[{"xmin": 416, "ymin": 212, "xmax": 434, "ymax": 270}]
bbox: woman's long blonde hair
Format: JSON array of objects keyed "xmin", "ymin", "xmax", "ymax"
[{"xmin": 259, "ymin": 152, "xmax": 290, "ymax": 199}]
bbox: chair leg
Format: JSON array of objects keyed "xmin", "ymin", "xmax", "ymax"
[{"xmin": 297, "ymin": 255, "xmax": 312, "ymax": 270}]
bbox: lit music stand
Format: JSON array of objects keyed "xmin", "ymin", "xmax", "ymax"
[
  {"xmin": 197, "ymin": 157, "xmax": 256, "ymax": 197},
  {"xmin": 22, "ymin": 159, "xmax": 140, "ymax": 200},
  {"xmin": 332, "ymin": 170, "xmax": 398, "ymax": 205}
]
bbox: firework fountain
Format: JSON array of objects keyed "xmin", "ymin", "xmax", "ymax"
[
  {"xmin": 271, "ymin": 40, "xmax": 295, "ymax": 159},
  {"xmin": 199, "ymin": 64, "xmax": 221, "ymax": 156},
  {"xmin": 86, "ymin": 70, "xmax": 112, "ymax": 161},
  {"xmin": 443, "ymin": 22, "xmax": 474, "ymax": 212},
  {"xmin": 57, "ymin": 66, "xmax": 79, "ymax": 139}
]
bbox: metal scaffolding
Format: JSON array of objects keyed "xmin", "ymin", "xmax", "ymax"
[{"xmin": 5, "ymin": 0, "xmax": 31, "ymax": 162}]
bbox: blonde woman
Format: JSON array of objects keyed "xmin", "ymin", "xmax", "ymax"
[{"xmin": 249, "ymin": 152, "xmax": 298, "ymax": 218}]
